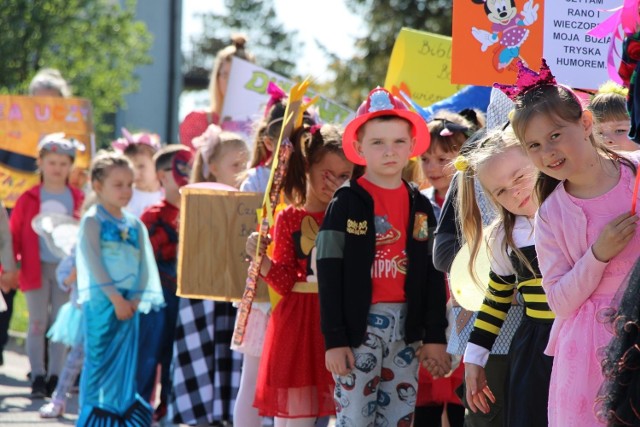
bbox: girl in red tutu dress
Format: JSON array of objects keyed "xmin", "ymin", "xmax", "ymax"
[{"xmin": 247, "ymin": 124, "xmax": 355, "ymax": 426}]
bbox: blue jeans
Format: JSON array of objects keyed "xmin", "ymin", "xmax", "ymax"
[
  {"xmin": 159, "ymin": 289, "xmax": 180, "ymax": 403},
  {"xmin": 137, "ymin": 304, "xmax": 165, "ymax": 401}
]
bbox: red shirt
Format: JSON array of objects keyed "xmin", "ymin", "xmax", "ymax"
[
  {"xmin": 358, "ymin": 177, "xmax": 409, "ymax": 303},
  {"xmin": 140, "ymin": 200, "xmax": 180, "ymax": 292}
]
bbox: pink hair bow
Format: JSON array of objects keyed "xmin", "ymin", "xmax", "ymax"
[
  {"xmin": 264, "ymin": 82, "xmax": 287, "ymax": 117},
  {"xmin": 111, "ymin": 127, "xmax": 161, "ymax": 152},
  {"xmin": 310, "ymin": 124, "xmax": 322, "ymax": 135},
  {"xmin": 193, "ymin": 124, "xmax": 223, "ymax": 178}
]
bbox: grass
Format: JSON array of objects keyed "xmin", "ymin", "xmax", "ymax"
[{"xmin": 9, "ymin": 290, "xmax": 28, "ymax": 334}]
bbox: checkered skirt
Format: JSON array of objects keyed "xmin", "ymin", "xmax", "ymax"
[{"xmin": 169, "ymin": 298, "xmax": 242, "ymax": 425}]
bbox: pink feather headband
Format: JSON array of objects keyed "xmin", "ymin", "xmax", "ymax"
[{"xmin": 111, "ymin": 127, "xmax": 161, "ymax": 153}]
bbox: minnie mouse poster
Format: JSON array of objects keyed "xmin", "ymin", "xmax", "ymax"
[{"xmin": 471, "ymin": 0, "xmax": 539, "ymax": 72}]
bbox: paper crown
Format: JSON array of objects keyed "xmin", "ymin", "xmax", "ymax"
[{"xmin": 493, "ymin": 59, "xmax": 557, "ymax": 101}]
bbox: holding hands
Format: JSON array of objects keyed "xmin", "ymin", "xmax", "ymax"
[{"xmin": 419, "ymin": 343, "xmax": 451, "ymax": 379}]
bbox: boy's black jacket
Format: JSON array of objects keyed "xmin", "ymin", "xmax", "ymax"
[{"xmin": 316, "ymin": 178, "xmax": 448, "ymax": 350}]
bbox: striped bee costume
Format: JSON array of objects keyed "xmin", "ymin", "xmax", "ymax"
[{"xmin": 464, "ymin": 216, "xmax": 553, "ymax": 427}]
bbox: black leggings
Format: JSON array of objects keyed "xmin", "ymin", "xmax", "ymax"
[{"xmin": 414, "ymin": 403, "xmax": 465, "ymax": 427}]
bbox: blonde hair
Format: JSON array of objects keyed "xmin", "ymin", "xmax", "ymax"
[
  {"xmin": 90, "ymin": 151, "xmax": 133, "ymax": 184},
  {"xmin": 191, "ymin": 131, "xmax": 248, "ymax": 183},
  {"xmin": 402, "ymin": 158, "xmax": 423, "ymax": 185},
  {"xmin": 209, "ymin": 34, "xmax": 255, "ymax": 115},
  {"xmin": 456, "ymin": 129, "xmax": 535, "ymax": 287},
  {"xmin": 590, "ymin": 81, "xmax": 629, "ymax": 124},
  {"xmin": 29, "ymin": 68, "xmax": 71, "ymax": 97}
]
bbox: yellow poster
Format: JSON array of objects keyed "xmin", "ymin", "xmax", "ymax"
[
  {"xmin": 385, "ymin": 28, "xmax": 465, "ymax": 107},
  {"xmin": 0, "ymin": 96, "xmax": 94, "ymax": 207}
]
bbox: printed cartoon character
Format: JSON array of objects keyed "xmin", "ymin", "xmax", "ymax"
[
  {"xmin": 295, "ymin": 215, "xmax": 320, "ymax": 282},
  {"xmin": 374, "ymin": 215, "xmax": 401, "ymax": 246},
  {"xmin": 471, "ymin": 0, "xmax": 539, "ymax": 72},
  {"xmin": 396, "ymin": 383, "xmax": 417, "ymax": 407}
]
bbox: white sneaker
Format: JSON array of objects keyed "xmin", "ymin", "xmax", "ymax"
[{"xmin": 39, "ymin": 401, "xmax": 65, "ymax": 418}]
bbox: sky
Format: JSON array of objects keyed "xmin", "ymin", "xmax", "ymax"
[{"xmin": 181, "ymin": 0, "xmax": 365, "ymax": 78}]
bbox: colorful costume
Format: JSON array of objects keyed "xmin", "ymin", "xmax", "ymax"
[
  {"xmin": 137, "ymin": 200, "xmax": 180, "ymax": 403},
  {"xmin": 536, "ymin": 156, "xmax": 640, "ymax": 426},
  {"xmin": 317, "ymin": 179, "xmax": 448, "ymax": 426},
  {"xmin": 76, "ymin": 205, "xmax": 164, "ymax": 426},
  {"xmin": 464, "ymin": 217, "xmax": 553, "ymax": 427},
  {"xmin": 254, "ymin": 206, "xmax": 334, "ymax": 418}
]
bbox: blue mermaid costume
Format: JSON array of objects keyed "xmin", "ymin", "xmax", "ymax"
[{"xmin": 76, "ymin": 205, "xmax": 164, "ymax": 426}]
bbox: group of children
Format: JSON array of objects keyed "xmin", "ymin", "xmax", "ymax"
[{"xmin": 4, "ymin": 49, "xmax": 640, "ymax": 427}]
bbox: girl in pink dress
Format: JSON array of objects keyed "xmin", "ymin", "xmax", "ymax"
[{"xmin": 504, "ymin": 60, "xmax": 640, "ymax": 426}]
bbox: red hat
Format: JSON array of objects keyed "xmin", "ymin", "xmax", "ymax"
[{"xmin": 342, "ymin": 87, "xmax": 430, "ymax": 166}]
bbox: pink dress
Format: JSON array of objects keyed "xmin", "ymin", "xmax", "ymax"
[{"xmin": 535, "ymin": 155, "xmax": 640, "ymax": 427}]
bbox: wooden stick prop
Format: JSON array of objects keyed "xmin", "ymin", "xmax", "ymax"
[{"xmin": 232, "ymin": 79, "xmax": 313, "ymax": 346}]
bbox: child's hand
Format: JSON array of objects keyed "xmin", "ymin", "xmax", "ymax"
[
  {"xmin": 245, "ymin": 232, "xmax": 271, "ymax": 259},
  {"xmin": 63, "ymin": 268, "xmax": 77, "ymax": 288},
  {"xmin": 465, "ymin": 363, "xmax": 496, "ymax": 414},
  {"xmin": 592, "ymin": 212, "xmax": 639, "ymax": 262},
  {"xmin": 0, "ymin": 270, "xmax": 19, "ymax": 292},
  {"xmin": 111, "ymin": 294, "xmax": 135, "ymax": 320},
  {"xmin": 325, "ymin": 347, "xmax": 355, "ymax": 376},
  {"xmin": 418, "ymin": 343, "xmax": 451, "ymax": 379},
  {"xmin": 323, "ymin": 171, "xmax": 349, "ymax": 196}
]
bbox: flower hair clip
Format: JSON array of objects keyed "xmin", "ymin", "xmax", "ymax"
[
  {"xmin": 111, "ymin": 127, "xmax": 161, "ymax": 153},
  {"xmin": 310, "ymin": 124, "xmax": 322, "ymax": 135},
  {"xmin": 493, "ymin": 59, "xmax": 557, "ymax": 101},
  {"xmin": 453, "ymin": 155, "xmax": 470, "ymax": 172}
]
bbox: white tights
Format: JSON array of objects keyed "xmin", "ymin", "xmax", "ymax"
[{"xmin": 233, "ymin": 354, "xmax": 263, "ymax": 427}]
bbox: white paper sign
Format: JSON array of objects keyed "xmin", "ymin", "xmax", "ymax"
[
  {"xmin": 220, "ymin": 58, "xmax": 354, "ymax": 146},
  {"xmin": 543, "ymin": 0, "xmax": 623, "ymax": 89}
]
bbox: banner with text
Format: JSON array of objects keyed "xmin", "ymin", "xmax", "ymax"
[
  {"xmin": 221, "ymin": 58, "xmax": 355, "ymax": 145},
  {"xmin": 543, "ymin": 0, "xmax": 622, "ymax": 89},
  {"xmin": 385, "ymin": 28, "xmax": 466, "ymax": 107},
  {"xmin": 452, "ymin": 0, "xmax": 545, "ymax": 87},
  {"xmin": 0, "ymin": 96, "xmax": 94, "ymax": 207},
  {"xmin": 452, "ymin": 0, "xmax": 623, "ymax": 90}
]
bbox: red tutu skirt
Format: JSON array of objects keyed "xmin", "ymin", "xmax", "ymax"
[{"xmin": 254, "ymin": 292, "xmax": 335, "ymax": 418}]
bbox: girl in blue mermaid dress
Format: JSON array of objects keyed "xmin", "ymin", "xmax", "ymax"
[{"xmin": 75, "ymin": 153, "xmax": 164, "ymax": 427}]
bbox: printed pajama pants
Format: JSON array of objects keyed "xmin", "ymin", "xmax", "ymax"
[{"xmin": 333, "ymin": 303, "xmax": 420, "ymax": 427}]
